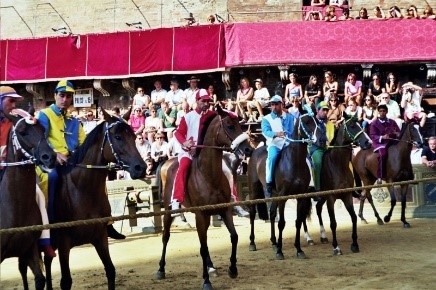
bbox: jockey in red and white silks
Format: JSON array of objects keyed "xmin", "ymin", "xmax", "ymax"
[{"xmin": 170, "ymin": 89, "xmax": 217, "ymax": 210}]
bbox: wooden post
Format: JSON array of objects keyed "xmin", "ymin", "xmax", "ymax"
[{"xmin": 150, "ymin": 185, "xmax": 162, "ymax": 233}]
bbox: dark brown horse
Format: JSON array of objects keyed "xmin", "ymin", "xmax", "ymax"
[
  {"xmin": 352, "ymin": 122, "xmax": 423, "ymax": 228},
  {"xmin": 302, "ymin": 117, "xmax": 372, "ymax": 255},
  {"xmin": 1, "ymin": 110, "xmax": 56, "ymax": 290},
  {"xmin": 247, "ymin": 112, "xmax": 322, "ymax": 260},
  {"xmin": 156, "ymin": 105, "xmax": 253, "ymax": 290},
  {"xmin": 42, "ymin": 108, "xmax": 146, "ymax": 290}
]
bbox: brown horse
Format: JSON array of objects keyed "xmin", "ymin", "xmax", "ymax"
[
  {"xmin": 1, "ymin": 110, "xmax": 56, "ymax": 290},
  {"xmin": 302, "ymin": 117, "xmax": 372, "ymax": 255},
  {"xmin": 42, "ymin": 108, "xmax": 146, "ymax": 290},
  {"xmin": 247, "ymin": 112, "xmax": 322, "ymax": 260},
  {"xmin": 156, "ymin": 105, "xmax": 253, "ymax": 290},
  {"xmin": 352, "ymin": 122, "xmax": 423, "ymax": 228}
]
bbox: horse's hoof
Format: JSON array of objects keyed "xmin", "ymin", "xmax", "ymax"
[
  {"xmin": 320, "ymin": 237, "xmax": 329, "ymax": 244},
  {"xmin": 249, "ymin": 244, "xmax": 257, "ymax": 251},
  {"xmin": 203, "ymin": 282, "xmax": 214, "ymax": 290},
  {"xmin": 276, "ymin": 252, "xmax": 285, "ymax": 260},
  {"xmin": 307, "ymin": 239, "xmax": 315, "ymax": 246},
  {"xmin": 296, "ymin": 251, "xmax": 306, "ymax": 259},
  {"xmin": 156, "ymin": 270, "xmax": 165, "ymax": 280},
  {"xmin": 377, "ymin": 219, "xmax": 385, "ymax": 225},
  {"xmin": 208, "ymin": 266, "xmax": 218, "ymax": 277},
  {"xmin": 360, "ymin": 219, "xmax": 368, "ymax": 224},
  {"xmin": 383, "ymin": 216, "xmax": 391, "ymax": 223},
  {"xmin": 403, "ymin": 222, "xmax": 411, "ymax": 228},
  {"xmin": 333, "ymin": 248, "xmax": 342, "ymax": 256},
  {"xmin": 228, "ymin": 267, "xmax": 238, "ymax": 279},
  {"xmin": 351, "ymin": 244, "xmax": 360, "ymax": 253}
]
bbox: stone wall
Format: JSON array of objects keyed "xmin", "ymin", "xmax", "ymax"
[{"xmin": 0, "ymin": 0, "xmax": 431, "ymax": 39}]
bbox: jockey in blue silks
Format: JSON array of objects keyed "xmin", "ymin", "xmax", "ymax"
[{"xmin": 261, "ymin": 95, "xmax": 295, "ymax": 197}]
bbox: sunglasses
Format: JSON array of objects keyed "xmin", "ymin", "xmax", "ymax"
[
  {"xmin": 348, "ymin": 78, "xmax": 354, "ymax": 81},
  {"xmin": 135, "ymin": 110, "xmax": 141, "ymax": 112},
  {"xmin": 156, "ymin": 137, "xmax": 163, "ymax": 139},
  {"xmin": 365, "ymin": 99, "xmax": 371, "ymax": 101},
  {"xmin": 330, "ymin": 99, "xmax": 337, "ymax": 102}
]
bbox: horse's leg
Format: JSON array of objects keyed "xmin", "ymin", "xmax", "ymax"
[
  {"xmin": 275, "ymin": 201, "xmax": 286, "ymax": 260},
  {"xmin": 316, "ymin": 199, "xmax": 328, "ymax": 244},
  {"xmin": 221, "ymin": 209, "xmax": 239, "ymax": 279},
  {"xmin": 18, "ymin": 256, "xmax": 29, "ymax": 290},
  {"xmin": 384, "ymin": 185, "xmax": 397, "ymax": 224},
  {"xmin": 400, "ymin": 185, "xmax": 410, "ymax": 228},
  {"xmin": 358, "ymin": 192, "xmax": 368, "ymax": 224},
  {"xmin": 366, "ymin": 193, "xmax": 384, "ymax": 225},
  {"xmin": 196, "ymin": 213, "xmax": 214, "ymax": 290},
  {"xmin": 249, "ymin": 203, "xmax": 257, "ymax": 251},
  {"xmin": 44, "ymin": 255, "xmax": 54, "ymax": 290},
  {"xmin": 92, "ymin": 237, "xmax": 116, "ymax": 290},
  {"xmin": 156, "ymin": 213, "xmax": 173, "ymax": 280},
  {"xmin": 269, "ymin": 201, "xmax": 278, "ymax": 250},
  {"xmin": 326, "ymin": 198, "xmax": 341, "ymax": 256},
  {"xmin": 294, "ymin": 198, "xmax": 311, "ymax": 259},
  {"xmin": 58, "ymin": 244, "xmax": 73, "ymax": 290},
  {"xmin": 302, "ymin": 219, "xmax": 314, "ymax": 246},
  {"xmin": 343, "ymin": 195, "xmax": 359, "ymax": 253},
  {"xmin": 19, "ymin": 247, "xmax": 45, "ymax": 290}
]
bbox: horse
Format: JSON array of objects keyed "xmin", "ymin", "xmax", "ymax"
[
  {"xmin": 41, "ymin": 108, "xmax": 146, "ymax": 290},
  {"xmin": 1, "ymin": 109, "xmax": 56, "ymax": 290},
  {"xmin": 155, "ymin": 105, "xmax": 253, "ymax": 290},
  {"xmin": 352, "ymin": 122, "xmax": 423, "ymax": 228},
  {"xmin": 302, "ymin": 117, "xmax": 372, "ymax": 255},
  {"xmin": 247, "ymin": 111, "xmax": 322, "ymax": 260}
]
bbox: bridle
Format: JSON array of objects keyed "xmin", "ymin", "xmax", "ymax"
[
  {"xmin": 327, "ymin": 118, "xmax": 367, "ymax": 149},
  {"xmin": 284, "ymin": 113, "xmax": 318, "ymax": 144},
  {"xmin": 0, "ymin": 117, "xmax": 40, "ymax": 167}
]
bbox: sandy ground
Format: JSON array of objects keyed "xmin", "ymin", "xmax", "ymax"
[{"xmin": 1, "ymin": 202, "xmax": 436, "ymax": 290}]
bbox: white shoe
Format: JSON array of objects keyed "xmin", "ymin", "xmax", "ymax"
[
  {"xmin": 170, "ymin": 200, "xmax": 180, "ymax": 217},
  {"xmin": 247, "ymin": 115, "xmax": 254, "ymax": 123},
  {"xmin": 257, "ymin": 115, "xmax": 263, "ymax": 122}
]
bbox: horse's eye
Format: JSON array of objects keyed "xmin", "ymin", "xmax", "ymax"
[{"xmin": 114, "ymin": 135, "xmax": 121, "ymax": 140}]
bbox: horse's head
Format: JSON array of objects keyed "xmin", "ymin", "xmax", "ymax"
[
  {"xmin": 4, "ymin": 109, "xmax": 56, "ymax": 171},
  {"xmin": 215, "ymin": 105, "xmax": 253, "ymax": 157},
  {"xmin": 100, "ymin": 107, "xmax": 146, "ymax": 179},
  {"xmin": 342, "ymin": 116, "xmax": 372, "ymax": 150},
  {"xmin": 296, "ymin": 111, "xmax": 322, "ymax": 146},
  {"xmin": 404, "ymin": 121, "xmax": 424, "ymax": 148}
]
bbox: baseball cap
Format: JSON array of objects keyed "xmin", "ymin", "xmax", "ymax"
[
  {"xmin": 270, "ymin": 95, "xmax": 282, "ymax": 103},
  {"xmin": 0, "ymin": 86, "xmax": 24, "ymax": 100},
  {"xmin": 55, "ymin": 80, "xmax": 75, "ymax": 93},
  {"xmin": 196, "ymin": 89, "xmax": 212, "ymax": 101},
  {"xmin": 317, "ymin": 101, "xmax": 329, "ymax": 110}
]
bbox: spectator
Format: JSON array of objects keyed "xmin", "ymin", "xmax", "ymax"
[
  {"xmin": 355, "ymin": 7, "xmax": 369, "ymax": 19},
  {"xmin": 128, "ymin": 106, "xmax": 145, "ymax": 135},
  {"xmin": 410, "ymin": 143, "xmax": 423, "ymax": 165},
  {"xmin": 207, "ymin": 84, "xmax": 218, "ymax": 107},
  {"xmin": 388, "ymin": 6, "xmax": 403, "ymax": 18},
  {"xmin": 362, "ymin": 95, "xmax": 377, "ymax": 130},
  {"xmin": 166, "ymin": 134, "xmax": 183, "ymax": 160},
  {"xmin": 379, "ymin": 93, "xmax": 402, "ymax": 128},
  {"xmin": 345, "ymin": 99, "xmax": 363, "ymax": 122},
  {"xmin": 370, "ymin": 6, "xmax": 386, "ymax": 19},
  {"xmin": 338, "ymin": 8, "xmax": 353, "ymax": 21},
  {"xmin": 288, "ymin": 97, "xmax": 302, "ymax": 119},
  {"xmin": 304, "ymin": 75, "xmax": 322, "ymax": 110},
  {"xmin": 81, "ymin": 110, "xmax": 98, "ymax": 135},
  {"xmin": 305, "ymin": 10, "xmax": 323, "ymax": 21},
  {"xmin": 207, "ymin": 15, "xmax": 216, "ymax": 24},
  {"xmin": 368, "ymin": 73, "xmax": 386, "ymax": 103},
  {"xmin": 344, "ymin": 73, "xmax": 363, "ymax": 105},
  {"xmin": 176, "ymin": 100, "xmax": 191, "ymax": 126},
  {"xmin": 159, "ymin": 101, "xmax": 177, "ymax": 140},
  {"xmin": 329, "ymin": 0, "xmax": 344, "ymax": 7},
  {"xmin": 406, "ymin": 5, "xmax": 419, "ymax": 19},
  {"xmin": 151, "ymin": 132, "xmax": 168, "ymax": 165},
  {"xmin": 422, "ymin": 136, "xmax": 436, "ymax": 167},
  {"xmin": 165, "ymin": 79, "xmax": 186, "ymax": 109},
  {"xmin": 400, "ymin": 82, "xmax": 427, "ymax": 128},
  {"xmin": 185, "ymin": 76, "xmax": 200, "ymax": 109},
  {"xmin": 311, "ymin": 0, "xmax": 325, "ymax": 6},
  {"xmin": 143, "ymin": 107, "xmax": 163, "ymax": 143},
  {"xmin": 284, "ymin": 73, "xmax": 303, "ymax": 108},
  {"xmin": 327, "ymin": 94, "xmax": 345, "ymax": 125},
  {"xmin": 322, "ymin": 71, "xmax": 338, "ymax": 102},
  {"xmin": 324, "ymin": 6, "xmax": 337, "ymax": 21},
  {"xmin": 135, "ymin": 133, "xmax": 151, "ymax": 161},
  {"xmin": 421, "ymin": 5, "xmax": 436, "ymax": 19},
  {"xmin": 145, "ymin": 157, "xmax": 156, "ymax": 177},
  {"xmin": 248, "ymin": 78, "xmax": 270, "ymax": 122},
  {"xmin": 385, "ymin": 72, "xmax": 401, "ymax": 103},
  {"xmin": 235, "ymin": 77, "xmax": 254, "ymax": 123},
  {"xmin": 132, "ymin": 86, "xmax": 150, "ymax": 112},
  {"xmin": 150, "ymin": 80, "xmax": 167, "ymax": 110}
]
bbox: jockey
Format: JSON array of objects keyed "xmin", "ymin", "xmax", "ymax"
[
  {"xmin": 170, "ymin": 89, "xmax": 216, "ymax": 213},
  {"xmin": 370, "ymin": 104, "xmax": 400, "ymax": 184},
  {"xmin": 261, "ymin": 95, "xmax": 295, "ymax": 198},
  {"xmin": 310, "ymin": 101, "xmax": 329, "ymax": 193},
  {"xmin": 0, "ymin": 86, "xmax": 56, "ymax": 257},
  {"xmin": 36, "ymin": 80, "xmax": 125, "ymax": 239}
]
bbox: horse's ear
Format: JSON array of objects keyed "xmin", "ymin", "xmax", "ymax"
[
  {"xmin": 215, "ymin": 103, "xmax": 225, "ymax": 117},
  {"xmin": 122, "ymin": 106, "xmax": 132, "ymax": 121},
  {"xmin": 101, "ymin": 107, "xmax": 112, "ymax": 122},
  {"xmin": 28, "ymin": 104, "xmax": 35, "ymax": 117}
]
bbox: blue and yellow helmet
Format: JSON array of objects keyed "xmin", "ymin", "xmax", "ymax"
[{"xmin": 55, "ymin": 80, "xmax": 75, "ymax": 93}]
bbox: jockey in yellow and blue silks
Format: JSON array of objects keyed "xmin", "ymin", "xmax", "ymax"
[
  {"xmin": 36, "ymin": 80, "xmax": 86, "ymax": 222},
  {"xmin": 309, "ymin": 101, "xmax": 329, "ymax": 192},
  {"xmin": 261, "ymin": 95, "xmax": 295, "ymax": 197}
]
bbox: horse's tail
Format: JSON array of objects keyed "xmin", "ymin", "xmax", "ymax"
[
  {"xmin": 302, "ymin": 197, "xmax": 312, "ymax": 222},
  {"xmin": 155, "ymin": 161, "xmax": 165, "ymax": 207},
  {"xmin": 255, "ymin": 181, "xmax": 269, "ymax": 221},
  {"xmin": 352, "ymin": 165, "xmax": 362, "ymax": 195}
]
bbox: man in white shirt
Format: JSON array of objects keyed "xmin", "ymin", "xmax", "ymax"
[
  {"xmin": 165, "ymin": 79, "xmax": 186, "ymax": 109},
  {"xmin": 184, "ymin": 76, "xmax": 200, "ymax": 109},
  {"xmin": 135, "ymin": 133, "xmax": 151, "ymax": 161},
  {"xmin": 150, "ymin": 80, "xmax": 167, "ymax": 110},
  {"xmin": 400, "ymin": 82, "xmax": 427, "ymax": 128},
  {"xmin": 81, "ymin": 110, "xmax": 98, "ymax": 135},
  {"xmin": 379, "ymin": 93, "xmax": 402, "ymax": 129}
]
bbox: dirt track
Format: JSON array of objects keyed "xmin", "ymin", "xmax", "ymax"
[{"xmin": 1, "ymin": 210, "xmax": 436, "ymax": 290}]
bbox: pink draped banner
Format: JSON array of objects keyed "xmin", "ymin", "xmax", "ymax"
[{"xmin": 1, "ymin": 20, "xmax": 435, "ymax": 83}]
